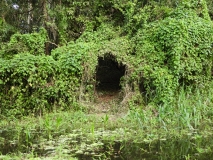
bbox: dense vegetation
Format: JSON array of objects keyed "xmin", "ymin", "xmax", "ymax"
[{"xmin": 1, "ymin": 0, "xmax": 213, "ymax": 159}]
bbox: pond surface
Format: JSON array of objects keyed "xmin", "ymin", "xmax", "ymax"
[{"xmin": 1, "ymin": 127, "xmax": 213, "ymax": 159}]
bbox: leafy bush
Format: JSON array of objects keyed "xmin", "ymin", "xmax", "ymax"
[
  {"xmin": 0, "ymin": 50, "xmax": 83, "ymax": 116},
  {"xmin": 132, "ymin": 3, "xmax": 213, "ymax": 104},
  {"xmin": 0, "ymin": 18, "xmax": 16, "ymax": 42},
  {"xmin": 0, "ymin": 54, "xmax": 57, "ymax": 116},
  {"xmin": 0, "ymin": 28, "xmax": 47, "ymax": 59},
  {"xmin": 1, "ymin": 0, "xmax": 213, "ymax": 116}
]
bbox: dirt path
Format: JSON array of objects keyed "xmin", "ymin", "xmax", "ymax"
[{"xmin": 87, "ymin": 90, "xmax": 127, "ymax": 121}]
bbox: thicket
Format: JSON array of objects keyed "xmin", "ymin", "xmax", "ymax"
[
  {"xmin": 131, "ymin": 1, "xmax": 213, "ymax": 104},
  {"xmin": 0, "ymin": 0, "xmax": 213, "ymax": 116}
]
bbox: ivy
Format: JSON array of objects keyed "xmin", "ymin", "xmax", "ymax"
[
  {"xmin": 0, "ymin": 0, "xmax": 213, "ymax": 116},
  {"xmin": 132, "ymin": 2, "xmax": 213, "ymax": 104},
  {"xmin": 0, "ymin": 50, "xmax": 83, "ymax": 116},
  {"xmin": 0, "ymin": 28, "xmax": 47, "ymax": 59}
]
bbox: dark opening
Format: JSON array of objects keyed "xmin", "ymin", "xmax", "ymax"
[{"xmin": 96, "ymin": 54, "xmax": 126, "ymax": 92}]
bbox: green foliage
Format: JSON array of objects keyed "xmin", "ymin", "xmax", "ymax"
[
  {"xmin": 0, "ymin": 0, "xmax": 213, "ymax": 116},
  {"xmin": 0, "ymin": 54, "xmax": 58, "ymax": 116},
  {"xmin": 177, "ymin": 0, "xmax": 210, "ymax": 20},
  {"xmin": 2, "ymin": 1, "xmax": 213, "ymax": 159},
  {"xmin": 0, "ymin": 28, "xmax": 47, "ymax": 59},
  {"xmin": 0, "ymin": 18, "xmax": 16, "ymax": 42},
  {"xmin": 77, "ymin": 23, "xmax": 121, "ymax": 43},
  {"xmin": 0, "ymin": 48, "xmax": 83, "ymax": 116},
  {"xmin": 206, "ymin": 0, "xmax": 213, "ymax": 19},
  {"xmin": 2, "ymin": 88, "xmax": 213, "ymax": 159},
  {"xmin": 132, "ymin": 3, "xmax": 213, "ymax": 104},
  {"xmin": 53, "ymin": 44, "xmax": 84, "ymax": 107},
  {"xmin": 52, "ymin": 26, "xmax": 131, "ymax": 102}
]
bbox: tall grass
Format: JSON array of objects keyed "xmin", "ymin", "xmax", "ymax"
[{"xmin": 1, "ymin": 84, "xmax": 213, "ymax": 159}]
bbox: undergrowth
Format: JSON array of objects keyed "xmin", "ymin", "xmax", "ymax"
[
  {"xmin": 1, "ymin": 82, "xmax": 213, "ymax": 159},
  {"xmin": 1, "ymin": 1, "xmax": 213, "ymax": 159}
]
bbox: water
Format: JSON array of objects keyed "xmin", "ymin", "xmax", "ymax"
[{"xmin": 1, "ymin": 127, "xmax": 213, "ymax": 159}]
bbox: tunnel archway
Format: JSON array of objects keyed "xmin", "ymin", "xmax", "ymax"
[{"xmin": 95, "ymin": 54, "xmax": 126, "ymax": 92}]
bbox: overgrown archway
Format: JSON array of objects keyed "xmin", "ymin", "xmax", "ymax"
[{"xmin": 95, "ymin": 54, "xmax": 126, "ymax": 92}]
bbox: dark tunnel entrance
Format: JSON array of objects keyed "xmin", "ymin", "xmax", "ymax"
[{"xmin": 95, "ymin": 54, "xmax": 126, "ymax": 92}]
